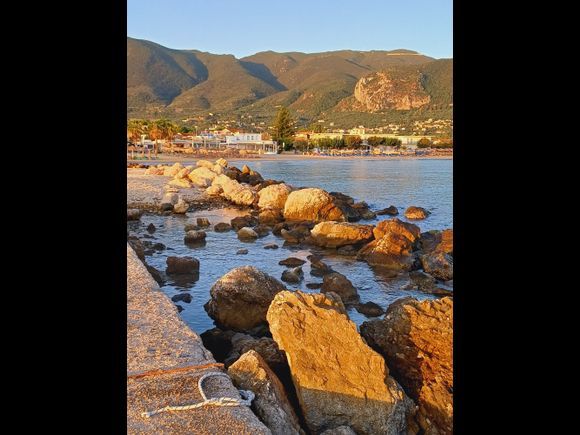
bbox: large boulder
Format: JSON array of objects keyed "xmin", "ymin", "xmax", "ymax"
[
  {"xmin": 168, "ymin": 178, "xmax": 193, "ymax": 189},
  {"xmin": 196, "ymin": 159, "xmax": 215, "ymax": 170},
  {"xmin": 175, "ymin": 166, "xmax": 193, "ymax": 179},
  {"xmin": 320, "ymin": 272, "xmax": 360, "ymax": 305},
  {"xmin": 309, "ymin": 222, "xmax": 374, "ymax": 248},
  {"xmin": 188, "ymin": 167, "xmax": 217, "ymax": 187},
  {"xmin": 258, "ymin": 183, "xmax": 292, "ymax": 210},
  {"xmin": 357, "ymin": 218, "xmax": 421, "ymax": 270},
  {"xmin": 360, "ymin": 297, "xmax": 453, "ymax": 435},
  {"xmin": 420, "ymin": 229, "xmax": 453, "ymax": 280},
  {"xmin": 267, "ymin": 291, "xmax": 415, "ymax": 434},
  {"xmin": 228, "ymin": 350, "xmax": 303, "ymax": 435},
  {"xmin": 204, "ymin": 266, "xmax": 286, "ymax": 331},
  {"xmin": 163, "ymin": 162, "xmax": 183, "ymax": 177},
  {"xmin": 259, "ymin": 208, "xmax": 284, "ymax": 224},
  {"xmin": 173, "ymin": 198, "xmax": 189, "ymax": 214},
  {"xmin": 212, "ymin": 174, "xmax": 257, "ymax": 206},
  {"xmin": 283, "ymin": 188, "xmax": 348, "ymax": 223}
]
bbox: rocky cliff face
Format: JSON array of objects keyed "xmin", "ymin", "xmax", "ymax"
[{"xmin": 352, "ymin": 70, "xmax": 431, "ymax": 111}]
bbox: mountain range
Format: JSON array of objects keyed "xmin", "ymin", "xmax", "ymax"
[{"xmin": 127, "ymin": 37, "xmax": 452, "ymax": 126}]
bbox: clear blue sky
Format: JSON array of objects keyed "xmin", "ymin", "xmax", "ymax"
[{"xmin": 128, "ymin": 0, "xmax": 452, "ymax": 59}]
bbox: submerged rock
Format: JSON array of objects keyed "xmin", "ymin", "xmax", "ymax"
[
  {"xmin": 377, "ymin": 205, "xmax": 399, "ymax": 216},
  {"xmin": 231, "ymin": 215, "xmax": 259, "ymax": 231},
  {"xmin": 165, "ymin": 256, "xmax": 199, "ymax": 275},
  {"xmin": 205, "ymin": 266, "xmax": 286, "ymax": 331},
  {"xmin": 146, "ymin": 223, "xmax": 156, "ymax": 233},
  {"xmin": 404, "ymin": 206, "xmax": 431, "ymax": 220},
  {"xmin": 360, "ymin": 297, "xmax": 453, "ymax": 435},
  {"xmin": 267, "ymin": 291, "xmax": 415, "ymax": 434},
  {"xmin": 229, "ymin": 350, "xmax": 303, "ymax": 435},
  {"xmin": 214, "ymin": 222, "xmax": 232, "ymax": 232},
  {"xmin": 236, "ymin": 249, "xmax": 249, "ymax": 255},
  {"xmin": 281, "ymin": 267, "xmax": 303, "ymax": 284},
  {"xmin": 320, "ymin": 272, "xmax": 359, "ymax": 305},
  {"xmin": 279, "ymin": 257, "xmax": 306, "ymax": 267},
  {"xmin": 253, "ymin": 224, "xmax": 271, "ymax": 237},
  {"xmin": 305, "ymin": 282, "xmax": 323, "ymax": 289},
  {"xmin": 309, "ymin": 221, "xmax": 374, "ymax": 248},
  {"xmin": 171, "ymin": 292, "xmax": 192, "ymax": 303},
  {"xmin": 184, "ymin": 230, "xmax": 207, "ymax": 244},
  {"xmin": 238, "ymin": 227, "xmax": 259, "ymax": 240},
  {"xmin": 264, "ymin": 243, "xmax": 279, "ymax": 250},
  {"xmin": 197, "ymin": 217, "xmax": 211, "ymax": 227}
]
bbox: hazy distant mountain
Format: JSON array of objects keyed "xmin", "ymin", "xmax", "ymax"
[{"xmin": 127, "ymin": 37, "xmax": 452, "ymax": 124}]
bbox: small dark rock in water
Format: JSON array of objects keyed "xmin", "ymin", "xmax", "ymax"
[
  {"xmin": 197, "ymin": 217, "xmax": 211, "ymax": 227},
  {"xmin": 142, "ymin": 234, "xmax": 155, "ymax": 239},
  {"xmin": 171, "ymin": 293, "xmax": 192, "ymax": 303},
  {"xmin": 214, "ymin": 222, "xmax": 232, "ymax": 232},
  {"xmin": 306, "ymin": 282, "xmax": 323, "ymax": 289},
  {"xmin": 329, "ymin": 192, "xmax": 355, "ymax": 204},
  {"xmin": 237, "ymin": 227, "xmax": 259, "ymax": 240},
  {"xmin": 280, "ymin": 229, "xmax": 302, "ymax": 244},
  {"xmin": 253, "ymin": 224, "xmax": 270, "ymax": 237},
  {"xmin": 309, "ymin": 256, "xmax": 333, "ymax": 276},
  {"xmin": 279, "ymin": 257, "xmax": 306, "ymax": 267},
  {"xmin": 184, "ymin": 230, "xmax": 207, "ymax": 244},
  {"xmin": 281, "ymin": 267, "xmax": 304, "ymax": 284},
  {"xmin": 152, "ymin": 242, "xmax": 166, "ymax": 251},
  {"xmin": 337, "ymin": 245, "xmax": 359, "ymax": 256},
  {"xmin": 166, "ymin": 256, "xmax": 200, "ymax": 274},
  {"xmin": 184, "ymin": 223, "xmax": 200, "ymax": 232},
  {"xmin": 175, "ymin": 304, "xmax": 184, "ymax": 313},
  {"xmin": 231, "ymin": 215, "xmax": 258, "ymax": 231},
  {"xmin": 160, "ymin": 202, "xmax": 173, "ymax": 212},
  {"xmin": 272, "ymin": 222, "xmax": 289, "ymax": 236},
  {"xmin": 355, "ymin": 301, "xmax": 385, "ymax": 318},
  {"xmin": 144, "ymin": 249, "xmax": 155, "ymax": 256},
  {"xmin": 376, "ymin": 206, "xmax": 399, "ymax": 216},
  {"xmin": 146, "ymin": 223, "xmax": 156, "ymax": 233},
  {"xmin": 236, "ymin": 249, "xmax": 249, "ymax": 255},
  {"xmin": 321, "ymin": 272, "xmax": 360, "ymax": 304},
  {"xmin": 127, "ymin": 209, "xmax": 142, "ymax": 221},
  {"xmin": 146, "ymin": 265, "xmax": 165, "ymax": 285},
  {"xmin": 264, "ymin": 243, "xmax": 278, "ymax": 250}
]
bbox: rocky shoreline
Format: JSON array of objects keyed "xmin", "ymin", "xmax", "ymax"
[{"xmin": 127, "ymin": 158, "xmax": 453, "ymax": 434}]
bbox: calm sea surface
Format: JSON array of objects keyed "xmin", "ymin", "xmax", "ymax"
[{"xmin": 128, "ymin": 158, "xmax": 452, "ymax": 333}]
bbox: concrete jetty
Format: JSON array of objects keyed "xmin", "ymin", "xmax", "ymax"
[{"xmin": 127, "ymin": 244, "xmax": 270, "ymax": 434}]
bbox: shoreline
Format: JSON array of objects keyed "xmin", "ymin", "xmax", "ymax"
[{"xmin": 128, "ymin": 153, "xmax": 453, "ymax": 165}]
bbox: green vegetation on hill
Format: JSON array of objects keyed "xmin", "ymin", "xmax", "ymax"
[{"xmin": 127, "ymin": 38, "xmax": 452, "ymax": 127}]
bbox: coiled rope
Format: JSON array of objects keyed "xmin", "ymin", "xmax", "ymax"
[{"xmin": 141, "ymin": 372, "xmax": 255, "ymax": 418}]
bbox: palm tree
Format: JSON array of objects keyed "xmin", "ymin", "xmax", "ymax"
[{"xmin": 127, "ymin": 119, "xmax": 146, "ymax": 143}]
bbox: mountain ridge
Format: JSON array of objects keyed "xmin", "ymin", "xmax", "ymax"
[{"xmin": 127, "ymin": 37, "xmax": 452, "ymax": 126}]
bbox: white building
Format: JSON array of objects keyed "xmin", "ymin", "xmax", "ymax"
[{"xmin": 225, "ymin": 133, "xmax": 262, "ymax": 144}]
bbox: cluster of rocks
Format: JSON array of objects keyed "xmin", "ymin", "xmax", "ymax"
[
  {"xmin": 198, "ymin": 264, "xmax": 453, "ymax": 434},
  {"xmin": 131, "ymin": 158, "xmax": 453, "ymax": 433}
]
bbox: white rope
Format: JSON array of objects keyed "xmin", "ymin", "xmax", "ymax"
[{"xmin": 141, "ymin": 372, "xmax": 255, "ymax": 418}]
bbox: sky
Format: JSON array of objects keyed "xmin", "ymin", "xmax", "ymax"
[{"xmin": 127, "ymin": 0, "xmax": 452, "ymax": 59}]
